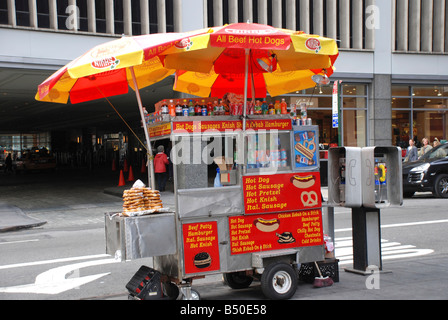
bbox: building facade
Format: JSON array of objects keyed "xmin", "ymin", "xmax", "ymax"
[{"xmin": 1, "ymin": 0, "xmax": 448, "ymax": 152}]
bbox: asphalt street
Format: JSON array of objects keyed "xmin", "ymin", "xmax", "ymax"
[{"xmin": 1, "ymin": 166, "xmax": 447, "ymax": 301}]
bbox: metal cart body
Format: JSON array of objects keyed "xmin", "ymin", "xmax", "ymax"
[{"xmin": 106, "ymin": 115, "xmax": 326, "ymax": 299}]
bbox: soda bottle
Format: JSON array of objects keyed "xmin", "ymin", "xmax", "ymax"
[
  {"xmin": 280, "ymin": 98, "xmax": 287, "ymax": 114},
  {"xmin": 195, "ymin": 100, "xmax": 202, "ymax": 116},
  {"xmin": 274, "ymin": 100, "xmax": 281, "ymax": 114},
  {"xmin": 207, "ymin": 102, "xmax": 213, "ymax": 115},
  {"xmin": 188, "ymin": 100, "xmax": 195, "ymax": 116},
  {"xmin": 175, "ymin": 99, "xmax": 182, "ymax": 116},
  {"xmin": 161, "ymin": 99, "xmax": 168, "ymax": 115},
  {"xmin": 214, "ymin": 101, "xmax": 220, "ymax": 115},
  {"xmin": 201, "ymin": 99, "xmax": 207, "ymax": 116},
  {"xmin": 168, "ymin": 99, "xmax": 176, "ymax": 117},
  {"xmin": 268, "ymin": 103, "xmax": 275, "ymax": 115},
  {"xmin": 261, "ymin": 101, "xmax": 268, "ymax": 114},
  {"xmin": 182, "ymin": 99, "xmax": 189, "ymax": 116},
  {"xmin": 254, "ymin": 100, "xmax": 262, "ymax": 114}
]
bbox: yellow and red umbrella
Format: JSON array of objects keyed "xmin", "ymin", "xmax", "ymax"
[{"xmin": 160, "ymin": 23, "xmax": 339, "ymax": 99}]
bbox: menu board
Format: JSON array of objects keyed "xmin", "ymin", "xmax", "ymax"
[
  {"xmin": 243, "ymin": 172, "xmax": 321, "ymax": 214},
  {"xmin": 182, "ymin": 221, "xmax": 220, "ymax": 275},
  {"xmin": 229, "ymin": 209, "xmax": 324, "ymax": 255}
]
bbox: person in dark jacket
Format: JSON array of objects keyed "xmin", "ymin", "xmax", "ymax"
[
  {"xmin": 154, "ymin": 145, "xmax": 169, "ymax": 191},
  {"xmin": 404, "ymin": 139, "xmax": 418, "ymax": 162}
]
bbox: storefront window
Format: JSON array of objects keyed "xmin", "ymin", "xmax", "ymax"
[
  {"xmin": 392, "ymin": 84, "xmax": 448, "ymax": 149},
  {"xmin": 279, "ymin": 83, "xmax": 368, "ymax": 147}
]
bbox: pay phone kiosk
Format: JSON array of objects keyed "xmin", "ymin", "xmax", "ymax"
[{"xmin": 327, "ymin": 146, "xmax": 403, "ymax": 274}]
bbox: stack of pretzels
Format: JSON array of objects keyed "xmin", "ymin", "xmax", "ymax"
[{"xmin": 122, "ymin": 186, "xmax": 163, "ymax": 216}]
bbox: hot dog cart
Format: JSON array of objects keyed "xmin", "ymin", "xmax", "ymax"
[{"xmin": 105, "ymin": 110, "xmax": 331, "ymax": 300}]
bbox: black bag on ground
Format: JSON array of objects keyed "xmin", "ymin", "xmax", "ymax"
[{"xmin": 126, "ymin": 265, "xmax": 163, "ymax": 300}]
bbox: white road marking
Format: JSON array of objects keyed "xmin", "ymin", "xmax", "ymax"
[
  {"xmin": 0, "ymin": 254, "xmax": 110, "ymax": 270},
  {"xmin": 0, "ymin": 258, "xmax": 119, "ymax": 294}
]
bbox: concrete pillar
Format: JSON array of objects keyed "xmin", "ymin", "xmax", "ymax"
[
  {"xmin": 351, "ymin": 0, "xmax": 362, "ymax": 49},
  {"xmin": 300, "ymin": 0, "xmax": 310, "ymax": 34},
  {"xmin": 140, "ymin": 0, "xmax": 150, "ymax": 34},
  {"xmin": 272, "ymin": 0, "xmax": 281, "ymax": 28},
  {"xmin": 49, "ymin": 0, "xmax": 57, "ymax": 29},
  {"xmin": 369, "ymin": 74, "xmax": 392, "ymax": 146},
  {"xmin": 7, "ymin": 0, "xmax": 16, "ymax": 27},
  {"xmin": 364, "ymin": 0, "xmax": 375, "ymax": 50},
  {"xmin": 29, "ymin": 0, "xmax": 37, "ymax": 28},
  {"xmin": 123, "ymin": 0, "xmax": 132, "ymax": 35},
  {"xmin": 409, "ymin": 0, "xmax": 421, "ymax": 51},
  {"xmin": 285, "ymin": 0, "xmax": 296, "ymax": 30},
  {"xmin": 243, "ymin": 0, "xmax": 252, "ymax": 23},
  {"xmin": 433, "ymin": 0, "xmax": 445, "ymax": 53},
  {"xmin": 339, "ymin": 0, "xmax": 350, "ymax": 48},
  {"xmin": 88, "ymin": 0, "xmax": 96, "ymax": 33},
  {"xmin": 106, "ymin": 0, "xmax": 114, "ymax": 34},
  {"xmin": 421, "ymin": 0, "xmax": 433, "ymax": 52},
  {"xmin": 395, "ymin": 0, "xmax": 408, "ymax": 51},
  {"xmin": 214, "ymin": 0, "xmax": 223, "ymax": 26},
  {"xmin": 326, "ymin": 0, "xmax": 337, "ymax": 39},
  {"xmin": 228, "ymin": 0, "xmax": 238, "ymax": 23},
  {"xmin": 313, "ymin": 0, "xmax": 323, "ymax": 35},
  {"xmin": 157, "ymin": 0, "xmax": 166, "ymax": 33},
  {"xmin": 173, "ymin": 0, "xmax": 181, "ymax": 32},
  {"xmin": 258, "ymin": 0, "xmax": 267, "ymax": 25}
]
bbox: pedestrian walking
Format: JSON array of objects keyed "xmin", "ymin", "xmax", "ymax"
[
  {"xmin": 404, "ymin": 139, "xmax": 418, "ymax": 162},
  {"xmin": 418, "ymin": 137, "xmax": 432, "ymax": 158},
  {"xmin": 154, "ymin": 145, "xmax": 169, "ymax": 191},
  {"xmin": 4, "ymin": 153, "xmax": 13, "ymax": 174}
]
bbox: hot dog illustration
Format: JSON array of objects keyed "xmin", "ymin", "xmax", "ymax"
[
  {"xmin": 253, "ymin": 218, "xmax": 280, "ymax": 232},
  {"xmin": 290, "ymin": 174, "xmax": 315, "ymax": 189}
]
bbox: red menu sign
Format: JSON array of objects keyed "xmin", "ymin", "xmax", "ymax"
[
  {"xmin": 229, "ymin": 210, "xmax": 324, "ymax": 255},
  {"xmin": 182, "ymin": 221, "xmax": 220, "ymax": 275},
  {"xmin": 243, "ymin": 172, "xmax": 321, "ymax": 214},
  {"xmin": 172, "ymin": 119, "xmax": 291, "ymax": 133}
]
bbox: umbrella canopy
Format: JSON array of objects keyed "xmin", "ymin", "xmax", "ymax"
[
  {"xmin": 160, "ymin": 23, "xmax": 339, "ymax": 98},
  {"xmin": 35, "ymin": 31, "xmax": 207, "ymax": 104}
]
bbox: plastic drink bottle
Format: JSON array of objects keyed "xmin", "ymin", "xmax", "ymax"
[
  {"xmin": 274, "ymin": 100, "xmax": 281, "ymax": 114},
  {"xmin": 280, "ymin": 98, "xmax": 287, "ymax": 114},
  {"xmin": 188, "ymin": 100, "xmax": 195, "ymax": 116},
  {"xmin": 168, "ymin": 99, "xmax": 176, "ymax": 117},
  {"xmin": 182, "ymin": 99, "xmax": 189, "ymax": 116}
]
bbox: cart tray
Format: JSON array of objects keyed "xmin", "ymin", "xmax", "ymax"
[{"xmin": 105, "ymin": 212, "xmax": 176, "ymax": 261}]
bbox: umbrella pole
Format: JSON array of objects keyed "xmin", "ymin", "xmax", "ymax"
[
  {"xmin": 130, "ymin": 66, "xmax": 156, "ymax": 190},
  {"xmin": 242, "ymin": 49, "xmax": 249, "ymax": 131}
]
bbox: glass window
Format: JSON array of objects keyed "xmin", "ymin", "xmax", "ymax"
[
  {"xmin": 246, "ymin": 131, "xmax": 291, "ymax": 173},
  {"xmin": 392, "ymin": 85, "xmax": 410, "ymax": 97},
  {"xmin": 342, "ymin": 84, "xmax": 366, "ymax": 96},
  {"xmin": 412, "ymin": 86, "xmax": 443, "ymax": 97},
  {"xmin": 392, "ymin": 110, "xmax": 412, "ymax": 148},
  {"xmin": 391, "ymin": 97, "xmax": 410, "ymax": 109},
  {"xmin": 413, "ymin": 98, "xmax": 446, "ymax": 110},
  {"xmin": 413, "ymin": 110, "xmax": 448, "ymax": 147},
  {"xmin": 343, "ymin": 109, "xmax": 366, "ymax": 147}
]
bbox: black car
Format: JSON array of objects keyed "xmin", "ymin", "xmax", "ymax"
[{"xmin": 402, "ymin": 143, "xmax": 448, "ymax": 198}]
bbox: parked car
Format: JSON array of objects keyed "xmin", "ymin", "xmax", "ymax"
[
  {"xmin": 15, "ymin": 152, "xmax": 57, "ymax": 172},
  {"xmin": 402, "ymin": 143, "xmax": 448, "ymax": 198}
]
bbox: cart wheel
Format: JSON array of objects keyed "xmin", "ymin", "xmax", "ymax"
[
  {"xmin": 223, "ymin": 272, "xmax": 253, "ymax": 289},
  {"xmin": 181, "ymin": 288, "xmax": 201, "ymax": 300},
  {"xmin": 261, "ymin": 262, "xmax": 298, "ymax": 300}
]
